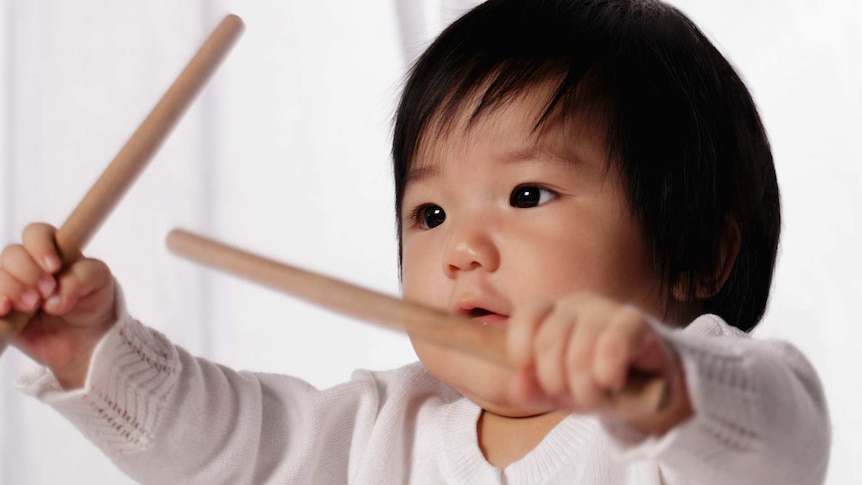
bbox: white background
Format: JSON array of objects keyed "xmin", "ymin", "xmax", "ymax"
[{"xmin": 0, "ymin": 1, "xmax": 857, "ymax": 483}]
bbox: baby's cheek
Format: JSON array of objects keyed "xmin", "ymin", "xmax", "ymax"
[
  {"xmin": 401, "ymin": 268, "xmax": 450, "ymax": 312},
  {"xmin": 400, "ymin": 243, "xmax": 433, "ymax": 298},
  {"xmin": 411, "ymin": 339, "xmax": 452, "ymax": 383}
]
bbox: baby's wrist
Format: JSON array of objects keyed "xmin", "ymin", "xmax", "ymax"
[
  {"xmin": 50, "ymin": 319, "xmax": 115, "ymax": 391},
  {"xmin": 625, "ymin": 364, "xmax": 692, "ymax": 436},
  {"xmin": 52, "ymin": 358, "xmax": 91, "ymax": 390}
]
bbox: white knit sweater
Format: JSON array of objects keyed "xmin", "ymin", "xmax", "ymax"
[{"xmin": 17, "ymin": 308, "xmax": 830, "ymax": 484}]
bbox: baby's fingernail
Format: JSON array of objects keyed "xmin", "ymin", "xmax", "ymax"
[
  {"xmin": 37, "ymin": 276, "xmax": 56, "ymax": 298},
  {"xmin": 45, "ymin": 295, "xmax": 62, "ymax": 311},
  {"xmin": 44, "ymin": 255, "xmax": 61, "ymax": 272},
  {"xmin": 22, "ymin": 290, "xmax": 39, "ymax": 309}
]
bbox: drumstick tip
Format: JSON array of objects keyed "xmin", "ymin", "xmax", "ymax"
[
  {"xmin": 222, "ymin": 13, "xmax": 245, "ymax": 32},
  {"xmin": 166, "ymin": 228, "xmax": 189, "ymax": 253}
]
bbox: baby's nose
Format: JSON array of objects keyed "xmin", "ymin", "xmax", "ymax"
[{"xmin": 441, "ymin": 219, "xmax": 500, "ymax": 276}]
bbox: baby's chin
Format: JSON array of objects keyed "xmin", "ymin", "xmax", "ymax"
[
  {"xmin": 460, "ymin": 384, "xmax": 555, "ymax": 418},
  {"xmin": 413, "ymin": 340, "xmax": 553, "ymax": 417}
]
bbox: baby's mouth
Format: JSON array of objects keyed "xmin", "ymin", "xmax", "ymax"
[{"xmin": 466, "ymin": 307, "xmax": 508, "ymax": 325}]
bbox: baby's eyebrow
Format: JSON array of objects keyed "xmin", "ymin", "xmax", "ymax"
[
  {"xmin": 500, "ymin": 143, "xmax": 574, "ymax": 166},
  {"xmin": 404, "ymin": 165, "xmax": 439, "ymax": 187},
  {"xmin": 404, "ymin": 142, "xmax": 578, "ymax": 189}
]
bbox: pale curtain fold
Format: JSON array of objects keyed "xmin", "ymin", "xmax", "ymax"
[
  {"xmin": 0, "ymin": 1, "xmax": 859, "ymax": 484},
  {"xmin": 0, "ymin": 2, "xmax": 219, "ymax": 483},
  {"xmin": 0, "ymin": 1, "xmax": 459, "ymax": 482}
]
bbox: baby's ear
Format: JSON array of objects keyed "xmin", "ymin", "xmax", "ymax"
[{"xmin": 673, "ymin": 218, "xmax": 741, "ymax": 300}]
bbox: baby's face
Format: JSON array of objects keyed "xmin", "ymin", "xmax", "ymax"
[{"xmin": 400, "ymin": 88, "xmax": 663, "ymax": 417}]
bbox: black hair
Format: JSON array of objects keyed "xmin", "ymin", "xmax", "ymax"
[{"xmin": 392, "ymin": 0, "xmax": 780, "ymax": 332}]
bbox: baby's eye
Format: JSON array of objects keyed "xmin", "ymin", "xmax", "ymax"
[
  {"xmin": 509, "ymin": 185, "xmax": 558, "ymax": 208},
  {"xmin": 412, "ymin": 204, "xmax": 446, "ymax": 229}
]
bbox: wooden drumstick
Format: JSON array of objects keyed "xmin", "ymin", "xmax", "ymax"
[
  {"xmin": 166, "ymin": 228, "xmax": 671, "ymax": 413},
  {"xmin": 167, "ymin": 228, "xmax": 510, "ymax": 366},
  {"xmin": 0, "ymin": 15, "xmax": 245, "ymax": 356}
]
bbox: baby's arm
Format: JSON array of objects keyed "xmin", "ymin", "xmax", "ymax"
[
  {"xmin": 0, "ymin": 223, "xmax": 116, "ymax": 388},
  {"xmin": 16, "ymin": 307, "xmax": 376, "ymax": 484},
  {"xmin": 2, "ymin": 223, "xmax": 376, "ymax": 484},
  {"xmin": 506, "ymin": 292, "xmax": 830, "ymax": 485},
  {"xmin": 633, "ymin": 317, "xmax": 830, "ymax": 485}
]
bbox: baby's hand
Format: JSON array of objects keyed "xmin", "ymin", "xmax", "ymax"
[
  {"xmin": 0, "ymin": 223, "xmax": 116, "ymax": 389},
  {"xmin": 506, "ymin": 292, "xmax": 692, "ymax": 435}
]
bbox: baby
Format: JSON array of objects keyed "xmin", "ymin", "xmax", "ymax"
[{"xmin": 1, "ymin": 0, "xmax": 830, "ymax": 483}]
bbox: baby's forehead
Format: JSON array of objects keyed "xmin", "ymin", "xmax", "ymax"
[{"xmin": 411, "ymin": 91, "xmax": 608, "ymax": 174}]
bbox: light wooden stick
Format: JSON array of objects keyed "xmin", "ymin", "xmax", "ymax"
[
  {"xmin": 0, "ymin": 15, "xmax": 244, "ymax": 356},
  {"xmin": 167, "ymin": 229, "xmax": 510, "ymax": 366},
  {"xmin": 166, "ymin": 228, "xmax": 670, "ymax": 413}
]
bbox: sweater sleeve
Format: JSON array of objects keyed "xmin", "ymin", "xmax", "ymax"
[
  {"xmin": 16, "ymin": 301, "xmax": 383, "ymax": 485},
  {"xmin": 601, "ymin": 314, "xmax": 830, "ymax": 485}
]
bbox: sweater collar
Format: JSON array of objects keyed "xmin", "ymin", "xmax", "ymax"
[{"xmin": 437, "ymin": 398, "xmax": 600, "ymax": 483}]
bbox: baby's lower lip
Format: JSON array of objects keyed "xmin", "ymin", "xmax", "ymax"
[{"xmin": 471, "ymin": 314, "xmax": 508, "ymax": 326}]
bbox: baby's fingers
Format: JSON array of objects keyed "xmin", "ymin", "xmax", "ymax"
[
  {"xmin": 0, "ymin": 244, "xmax": 55, "ymax": 298},
  {"xmin": 0, "ymin": 270, "xmax": 40, "ymax": 314},
  {"xmin": 22, "ymin": 223, "xmax": 62, "ymax": 274},
  {"xmin": 43, "ymin": 259, "xmax": 112, "ymax": 317},
  {"xmin": 507, "ymin": 302, "xmax": 553, "ymax": 367},
  {"xmin": 592, "ymin": 307, "xmax": 661, "ymax": 394},
  {"xmin": 532, "ymin": 304, "xmax": 578, "ymax": 398}
]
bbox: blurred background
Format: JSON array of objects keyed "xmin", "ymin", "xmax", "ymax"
[{"xmin": 0, "ymin": 0, "xmax": 858, "ymax": 483}]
